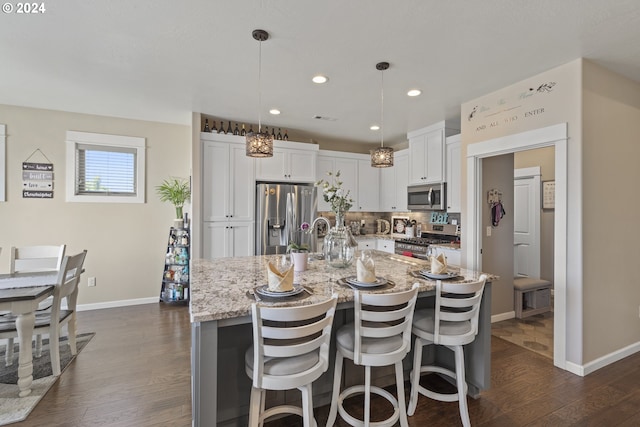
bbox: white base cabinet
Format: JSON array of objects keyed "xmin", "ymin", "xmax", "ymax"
[
  {"xmin": 203, "ymin": 222, "xmax": 253, "ymax": 259},
  {"xmin": 376, "ymin": 239, "xmax": 395, "ymax": 254}
]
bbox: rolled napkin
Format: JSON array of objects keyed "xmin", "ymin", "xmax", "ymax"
[
  {"xmin": 356, "ymin": 258, "xmax": 377, "ymax": 283},
  {"xmin": 267, "ymin": 261, "xmax": 294, "ymax": 292},
  {"xmin": 430, "ymin": 253, "xmax": 448, "ymax": 274}
]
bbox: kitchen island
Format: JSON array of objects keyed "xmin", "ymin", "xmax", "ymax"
[{"xmin": 190, "ymin": 251, "xmax": 495, "ymax": 427}]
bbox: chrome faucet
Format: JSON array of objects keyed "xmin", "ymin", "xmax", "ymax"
[{"xmin": 309, "ymin": 217, "xmax": 331, "ymax": 254}]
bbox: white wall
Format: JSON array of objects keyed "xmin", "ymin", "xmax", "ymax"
[{"xmin": 0, "ymin": 104, "xmax": 191, "ymax": 307}]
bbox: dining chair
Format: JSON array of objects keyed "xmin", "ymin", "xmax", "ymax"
[
  {"xmin": 0, "ymin": 250, "xmax": 87, "ymax": 376},
  {"xmin": 245, "ymin": 294, "xmax": 338, "ymax": 427},
  {"xmin": 10, "ymin": 245, "xmax": 66, "ymax": 274},
  {"xmin": 4, "ymin": 244, "xmax": 66, "ymax": 366},
  {"xmin": 326, "ymin": 283, "xmax": 420, "ymax": 427},
  {"xmin": 407, "ymin": 275, "xmax": 487, "ymax": 427}
]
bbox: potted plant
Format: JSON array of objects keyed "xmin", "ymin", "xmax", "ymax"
[
  {"xmin": 287, "ymin": 242, "xmax": 310, "ymax": 272},
  {"xmin": 156, "ymin": 177, "xmax": 191, "ymax": 228}
]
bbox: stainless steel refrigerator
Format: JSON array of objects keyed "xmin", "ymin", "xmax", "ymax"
[{"xmin": 255, "ymin": 182, "xmax": 317, "ymax": 255}]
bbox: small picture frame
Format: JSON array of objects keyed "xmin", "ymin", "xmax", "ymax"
[
  {"xmin": 542, "ymin": 180, "xmax": 555, "ymax": 209},
  {"xmin": 391, "ymin": 216, "xmax": 409, "ymax": 236}
]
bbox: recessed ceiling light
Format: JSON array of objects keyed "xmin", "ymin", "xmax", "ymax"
[
  {"xmin": 407, "ymin": 89, "xmax": 422, "ymax": 97},
  {"xmin": 269, "ymin": 109, "xmax": 281, "ymax": 115},
  {"xmin": 370, "ymin": 125, "xmax": 380, "ymax": 131},
  {"xmin": 312, "ymin": 75, "xmax": 328, "ymax": 84}
]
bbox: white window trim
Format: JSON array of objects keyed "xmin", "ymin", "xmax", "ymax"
[
  {"xmin": 66, "ymin": 130, "xmax": 146, "ymax": 203},
  {"xmin": 0, "ymin": 124, "xmax": 5, "ymax": 202}
]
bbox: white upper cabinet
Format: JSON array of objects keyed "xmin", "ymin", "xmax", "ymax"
[
  {"xmin": 202, "ymin": 135, "xmax": 255, "ymax": 222},
  {"xmin": 408, "ymin": 121, "xmax": 459, "ymax": 185},
  {"xmin": 379, "ymin": 149, "xmax": 409, "ymax": 211},
  {"xmin": 255, "ymin": 141, "xmax": 318, "ymax": 183},
  {"xmin": 446, "ymin": 134, "xmax": 461, "ymax": 213},
  {"xmin": 316, "ymin": 151, "xmax": 379, "ymax": 212},
  {"xmin": 356, "ymin": 159, "xmax": 379, "ymax": 211}
]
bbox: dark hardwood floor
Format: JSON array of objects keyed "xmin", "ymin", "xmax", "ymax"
[{"xmin": 15, "ymin": 303, "xmax": 640, "ymax": 426}]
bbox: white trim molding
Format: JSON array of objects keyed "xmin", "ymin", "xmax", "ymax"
[
  {"xmin": 0, "ymin": 124, "xmax": 5, "ymax": 202},
  {"xmin": 465, "ymin": 122, "xmax": 569, "ymax": 371}
]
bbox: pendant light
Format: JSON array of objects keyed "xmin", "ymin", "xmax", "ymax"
[
  {"xmin": 370, "ymin": 61, "xmax": 394, "ymax": 168},
  {"xmin": 246, "ymin": 29, "xmax": 274, "ymax": 158}
]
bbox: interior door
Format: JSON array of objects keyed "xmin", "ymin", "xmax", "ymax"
[{"xmin": 514, "ymin": 168, "xmax": 541, "ymax": 278}]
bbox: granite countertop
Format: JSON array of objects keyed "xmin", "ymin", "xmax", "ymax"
[{"xmin": 190, "ymin": 251, "xmax": 493, "ymax": 323}]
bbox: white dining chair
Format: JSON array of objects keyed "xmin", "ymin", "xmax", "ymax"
[
  {"xmin": 245, "ymin": 294, "xmax": 338, "ymax": 427},
  {"xmin": 407, "ymin": 275, "xmax": 487, "ymax": 427},
  {"xmin": 10, "ymin": 245, "xmax": 66, "ymax": 274},
  {"xmin": 0, "ymin": 250, "xmax": 86, "ymax": 375},
  {"xmin": 4, "ymin": 244, "xmax": 66, "ymax": 366},
  {"xmin": 326, "ymin": 283, "xmax": 420, "ymax": 427}
]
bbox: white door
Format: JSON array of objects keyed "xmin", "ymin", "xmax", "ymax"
[{"xmin": 514, "ymin": 167, "xmax": 541, "ymax": 278}]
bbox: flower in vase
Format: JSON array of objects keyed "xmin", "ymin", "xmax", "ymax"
[{"xmin": 316, "ymin": 170, "xmax": 354, "ymax": 214}]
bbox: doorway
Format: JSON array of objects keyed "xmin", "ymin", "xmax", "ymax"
[{"xmin": 465, "ymin": 123, "xmax": 568, "ymax": 369}]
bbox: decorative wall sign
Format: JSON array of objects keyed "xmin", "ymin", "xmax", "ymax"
[
  {"xmin": 391, "ymin": 216, "xmax": 409, "ymax": 236},
  {"xmin": 466, "ymin": 81, "xmax": 557, "ymax": 134},
  {"xmin": 22, "ymin": 149, "xmax": 54, "ymax": 198},
  {"xmin": 430, "ymin": 212, "xmax": 449, "ymax": 224},
  {"xmin": 542, "ymin": 180, "xmax": 555, "ymax": 209}
]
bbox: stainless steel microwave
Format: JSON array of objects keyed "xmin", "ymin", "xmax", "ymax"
[{"xmin": 407, "ymin": 183, "xmax": 446, "ymax": 210}]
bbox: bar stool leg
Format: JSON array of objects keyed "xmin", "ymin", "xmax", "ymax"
[
  {"xmin": 248, "ymin": 386, "xmax": 262, "ymax": 427},
  {"xmin": 395, "ymin": 360, "xmax": 409, "ymax": 427},
  {"xmin": 364, "ymin": 365, "xmax": 371, "ymax": 426},
  {"xmin": 407, "ymin": 336, "xmax": 423, "ymax": 416},
  {"xmin": 454, "ymin": 345, "xmax": 470, "ymax": 427},
  {"xmin": 326, "ymin": 351, "xmax": 343, "ymax": 427}
]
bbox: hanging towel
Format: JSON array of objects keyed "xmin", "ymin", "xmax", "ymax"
[{"xmin": 492, "ymin": 202, "xmax": 506, "ymax": 227}]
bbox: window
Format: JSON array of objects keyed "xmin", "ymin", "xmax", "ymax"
[{"xmin": 66, "ymin": 131, "xmax": 145, "ymax": 203}]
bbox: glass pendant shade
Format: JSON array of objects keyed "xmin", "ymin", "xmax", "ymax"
[
  {"xmin": 371, "ymin": 146, "xmax": 394, "ymax": 167},
  {"xmin": 246, "ymin": 131, "xmax": 274, "ymax": 157}
]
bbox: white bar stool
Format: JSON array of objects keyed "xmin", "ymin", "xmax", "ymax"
[
  {"xmin": 245, "ymin": 294, "xmax": 338, "ymax": 427},
  {"xmin": 407, "ymin": 275, "xmax": 487, "ymax": 427},
  {"xmin": 325, "ymin": 283, "xmax": 420, "ymax": 427}
]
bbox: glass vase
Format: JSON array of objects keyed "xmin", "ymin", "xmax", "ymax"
[{"xmin": 323, "ymin": 211, "xmax": 357, "ymax": 268}]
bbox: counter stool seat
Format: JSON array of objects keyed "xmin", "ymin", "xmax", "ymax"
[{"xmin": 514, "ymin": 277, "xmax": 552, "ymax": 319}]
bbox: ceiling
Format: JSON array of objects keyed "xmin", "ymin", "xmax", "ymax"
[{"xmin": 1, "ymin": 0, "xmax": 639, "ymax": 147}]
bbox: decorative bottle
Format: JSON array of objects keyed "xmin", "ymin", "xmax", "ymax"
[
  {"xmin": 240, "ymin": 124, "xmax": 247, "ymax": 136},
  {"xmin": 277, "ymin": 128, "xmax": 282, "ymax": 140},
  {"xmin": 233, "ymin": 123, "xmax": 240, "ymax": 135},
  {"xmin": 283, "ymin": 129, "xmax": 289, "ymax": 141},
  {"xmin": 211, "ymin": 120, "xmax": 218, "ymax": 133},
  {"xmin": 203, "ymin": 119, "xmax": 211, "ymax": 132},
  {"xmin": 226, "ymin": 121, "xmax": 232, "ymax": 134}
]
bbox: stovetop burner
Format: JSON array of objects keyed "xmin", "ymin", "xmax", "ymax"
[{"xmin": 396, "ymin": 236, "xmax": 456, "ymax": 246}]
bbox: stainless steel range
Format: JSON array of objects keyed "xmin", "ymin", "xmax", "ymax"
[{"xmin": 394, "ymin": 223, "xmax": 459, "ymax": 259}]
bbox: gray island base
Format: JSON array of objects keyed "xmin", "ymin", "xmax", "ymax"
[{"xmin": 190, "ymin": 251, "xmax": 496, "ymax": 426}]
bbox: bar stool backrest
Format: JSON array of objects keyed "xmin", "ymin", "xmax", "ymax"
[{"xmin": 353, "ymin": 283, "xmax": 420, "ymax": 366}]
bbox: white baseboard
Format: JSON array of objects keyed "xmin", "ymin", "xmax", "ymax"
[
  {"xmin": 491, "ymin": 311, "xmax": 515, "ymax": 323},
  {"xmin": 580, "ymin": 340, "xmax": 640, "ymax": 376},
  {"xmin": 75, "ymin": 297, "xmax": 160, "ymax": 312}
]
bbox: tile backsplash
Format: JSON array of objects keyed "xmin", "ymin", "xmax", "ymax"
[{"xmin": 317, "ymin": 211, "xmax": 461, "ymax": 236}]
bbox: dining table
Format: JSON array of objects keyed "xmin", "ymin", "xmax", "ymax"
[{"xmin": 0, "ymin": 271, "xmax": 57, "ymax": 397}]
